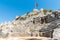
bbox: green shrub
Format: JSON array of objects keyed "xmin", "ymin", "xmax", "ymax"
[
  {"xmin": 43, "ymin": 9, "xmax": 48, "ymax": 14},
  {"xmin": 49, "ymin": 10, "xmax": 53, "ymax": 12}
]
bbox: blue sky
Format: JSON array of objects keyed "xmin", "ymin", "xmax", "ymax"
[{"xmin": 0, "ymin": 0, "xmax": 60, "ymax": 23}]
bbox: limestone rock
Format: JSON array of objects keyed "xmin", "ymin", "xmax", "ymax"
[{"xmin": 53, "ymin": 28, "xmax": 60, "ymax": 39}]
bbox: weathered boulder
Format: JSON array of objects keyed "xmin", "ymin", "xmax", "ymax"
[
  {"xmin": 53, "ymin": 28, "xmax": 60, "ymax": 39},
  {"xmin": 39, "ymin": 22, "xmax": 58, "ymax": 38}
]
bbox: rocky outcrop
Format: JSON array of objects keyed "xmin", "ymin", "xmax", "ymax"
[{"xmin": 0, "ymin": 8, "xmax": 60, "ymax": 38}]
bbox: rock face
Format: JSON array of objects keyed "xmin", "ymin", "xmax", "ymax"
[
  {"xmin": 53, "ymin": 28, "xmax": 60, "ymax": 39},
  {"xmin": 12, "ymin": 9, "xmax": 60, "ymax": 38},
  {"xmin": 45, "ymin": 15, "xmax": 55, "ymax": 23},
  {"xmin": 0, "ymin": 8, "xmax": 60, "ymax": 38}
]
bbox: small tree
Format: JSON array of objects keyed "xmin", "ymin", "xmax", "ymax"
[{"xmin": 49, "ymin": 10, "xmax": 52, "ymax": 12}]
